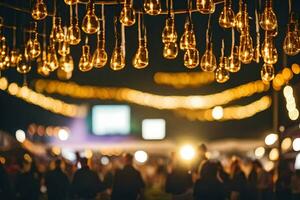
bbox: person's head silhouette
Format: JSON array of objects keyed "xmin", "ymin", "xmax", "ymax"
[
  {"xmin": 80, "ymin": 157, "xmax": 88, "ymax": 168},
  {"xmin": 55, "ymin": 159, "xmax": 62, "ymax": 169},
  {"xmin": 123, "ymin": 153, "xmax": 133, "ymax": 166}
]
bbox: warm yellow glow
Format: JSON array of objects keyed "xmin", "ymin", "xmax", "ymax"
[
  {"xmin": 293, "ymin": 138, "xmax": 300, "ymax": 151},
  {"xmin": 34, "ymin": 79, "xmax": 269, "ymax": 110},
  {"xmin": 254, "ymin": 146, "xmax": 265, "ymax": 158},
  {"xmin": 84, "ymin": 149, "xmax": 93, "ymax": 159},
  {"xmin": 24, "ymin": 153, "xmax": 32, "ymax": 162},
  {"xmin": 292, "ymin": 64, "xmax": 300, "ymax": 74},
  {"xmin": 52, "ymin": 146, "xmax": 61, "ymax": 155},
  {"xmin": 281, "ymin": 137, "xmax": 292, "ymax": 151},
  {"xmin": 134, "ymin": 150, "xmax": 148, "ymax": 163},
  {"xmin": 269, "ymin": 148, "xmax": 279, "ymax": 161},
  {"xmin": 179, "ymin": 144, "xmax": 196, "ymax": 161},
  {"xmin": 265, "ymin": 133, "xmax": 278, "ymax": 146},
  {"xmin": 212, "ymin": 106, "xmax": 224, "ymax": 120}
]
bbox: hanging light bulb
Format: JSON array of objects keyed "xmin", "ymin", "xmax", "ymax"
[
  {"xmin": 64, "ymin": 0, "xmax": 78, "ymax": 5},
  {"xmin": 180, "ymin": 15, "xmax": 196, "ymax": 50},
  {"xmin": 26, "ymin": 22, "xmax": 41, "ymax": 59},
  {"xmin": 259, "ymin": 0, "xmax": 277, "ymax": 31},
  {"xmin": 196, "ymin": 0, "xmax": 215, "ymax": 14},
  {"xmin": 227, "ymin": 46, "xmax": 241, "ymax": 73},
  {"xmin": 59, "ymin": 54, "xmax": 74, "ymax": 73},
  {"xmin": 10, "ymin": 49, "xmax": 19, "ymax": 67},
  {"xmin": 184, "ymin": 48, "xmax": 199, "ymax": 69},
  {"xmin": 162, "ymin": 0, "xmax": 177, "ymax": 44},
  {"xmin": 37, "ymin": 51, "xmax": 50, "ymax": 76},
  {"xmin": 133, "ymin": 13, "xmax": 149, "ymax": 69},
  {"xmin": 261, "ymin": 32, "xmax": 278, "ymax": 64},
  {"xmin": 215, "ymin": 57, "xmax": 230, "ymax": 83},
  {"xmin": 235, "ymin": 0, "xmax": 247, "ymax": 32},
  {"xmin": 144, "ymin": 0, "xmax": 161, "ymax": 15},
  {"xmin": 51, "ymin": 17, "xmax": 64, "ymax": 42},
  {"xmin": 219, "ymin": 0, "xmax": 235, "ymax": 28},
  {"xmin": 239, "ymin": 27, "xmax": 254, "ymax": 64},
  {"xmin": 120, "ymin": 0, "xmax": 136, "ymax": 26},
  {"xmin": 68, "ymin": 5, "xmax": 81, "ymax": 45},
  {"xmin": 261, "ymin": 63, "xmax": 275, "ymax": 82},
  {"xmin": 79, "ymin": 43, "xmax": 93, "ymax": 72},
  {"xmin": 58, "ymin": 27, "xmax": 70, "ymax": 56},
  {"xmin": 57, "ymin": 67, "xmax": 73, "ymax": 80},
  {"xmin": 283, "ymin": 23, "xmax": 300, "ymax": 56},
  {"xmin": 163, "ymin": 42, "xmax": 178, "ymax": 59},
  {"xmin": 17, "ymin": 51, "xmax": 31, "ymax": 74},
  {"xmin": 92, "ymin": 6, "xmax": 107, "ymax": 68},
  {"xmin": 46, "ymin": 42, "xmax": 59, "ymax": 71},
  {"xmin": 201, "ymin": 40, "xmax": 217, "ymax": 72},
  {"xmin": 82, "ymin": 0, "xmax": 99, "ymax": 34},
  {"xmin": 32, "ymin": 0, "xmax": 48, "ymax": 20}
]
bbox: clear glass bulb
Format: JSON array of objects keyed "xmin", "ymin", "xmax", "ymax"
[
  {"xmin": 4, "ymin": 54, "xmax": 10, "ymax": 68},
  {"xmin": 82, "ymin": 1, "xmax": 99, "ymax": 34},
  {"xmin": 163, "ymin": 42, "xmax": 178, "ymax": 59},
  {"xmin": 259, "ymin": 0, "xmax": 277, "ymax": 31},
  {"xmin": 219, "ymin": 0, "xmax": 235, "ymax": 28},
  {"xmin": 26, "ymin": 33, "xmax": 41, "ymax": 59},
  {"xmin": 79, "ymin": 44, "xmax": 93, "ymax": 72},
  {"xmin": 261, "ymin": 34, "xmax": 278, "ymax": 64},
  {"xmin": 227, "ymin": 46, "xmax": 241, "ymax": 73},
  {"xmin": 32, "ymin": 0, "xmax": 48, "ymax": 20},
  {"xmin": 215, "ymin": 57, "xmax": 230, "ymax": 83},
  {"xmin": 162, "ymin": 16, "xmax": 177, "ymax": 43},
  {"xmin": 238, "ymin": 31, "xmax": 254, "ymax": 64},
  {"xmin": 51, "ymin": 17, "xmax": 64, "ymax": 42},
  {"xmin": 283, "ymin": 25, "xmax": 300, "ymax": 56},
  {"xmin": 58, "ymin": 28, "xmax": 70, "ymax": 56},
  {"xmin": 0, "ymin": 37, "xmax": 8, "ymax": 57},
  {"xmin": 253, "ymin": 34, "xmax": 261, "ymax": 63},
  {"xmin": 110, "ymin": 45, "xmax": 125, "ymax": 71},
  {"xmin": 133, "ymin": 39, "xmax": 149, "ymax": 69},
  {"xmin": 17, "ymin": 53, "xmax": 31, "ymax": 74},
  {"xmin": 10, "ymin": 49, "xmax": 19, "ymax": 67},
  {"xmin": 196, "ymin": 0, "xmax": 215, "ymax": 14},
  {"xmin": 184, "ymin": 48, "xmax": 199, "ymax": 69},
  {"xmin": 37, "ymin": 52, "xmax": 50, "ymax": 76},
  {"xmin": 59, "ymin": 54, "xmax": 74, "ymax": 73},
  {"xmin": 46, "ymin": 45, "xmax": 59, "ymax": 71},
  {"xmin": 180, "ymin": 20, "xmax": 196, "ymax": 50},
  {"xmin": 0, "ymin": 56, "xmax": 7, "ymax": 70},
  {"xmin": 235, "ymin": 2, "xmax": 248, "ymax": 32},
  {"xmin": 200, "ymin": 43, "xmax": 217, "ymax": 72},
  {"xmin": 68, "ymin": 17, "xmax": 81, "ymax": 45},
  {"xmin": 144, "ymin": 0, "xmax": 161, "ymax": 15},
  {"xmin": 64, "ymin": 0, "xmax": 78, "ymax": 5},
  {"xmin": 261, "ymin": 63, "xmax": 274, "ymax": 82},
  {"xmin": 120, "ymin": 5, "xmax": 136, "ymax": 26},
  {"xmin": 57, "ymin": 68, "xmax": 72, "ymax": 80}
]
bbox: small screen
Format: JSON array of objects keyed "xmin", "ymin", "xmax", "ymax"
[
  {"xmin": 142, "ymin": 119, "xmax": 166, "ymax": 140},
  {"xmin": 92, "ymin": 105, "xmax": 130, "ymax": 135}
]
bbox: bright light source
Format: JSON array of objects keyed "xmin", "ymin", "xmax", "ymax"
[
  {"xmin": 289, "ymin": 109, "xmax": 299, "ymax": 121},
  {"xmin": 142, "ymin": 119, "xmax": 166, "ymax": 140},
  {"xmin": 23, "ymin": 153, "xmax": 32, "ymax": 162},
  {"xmin": 265, "ymin": 133, "xmax": 278, "ymax": 146},
  {"xmin": 269, "ymin": 148, "xmax": 279, "ymax": 161},
  {"xmin": 295, "ymin": 153, "xmax": 300, "ymax": 170},
  {"xmin": 281, "ymin": 137, "xmax": 292, "ymax": 151},
  {"xmin": 264, "ymin": 161, "xmax": 274, "ymax": 172},
  {"xmin": 283, "ymin": 85, "xmax": 293, "ymax": 98},
  {"xmin": 179, "ymin": 144, "xmax": 196, "ymax": 161},
  {"xmin": 134, "ymin": 150, "xmax": 148, "ymax": 163},
  {"xmin": 293, "ymin": 138, "xmax": 300, "ymax": 151},
  {"xmin": 101, "ymin": 156, "xmax": 110, "ymax": 165},
  {"xmin": 212, "ymin": 106, "xmax": 224, "ymax": 120},
  {"xmin": 84, "ymin": 149, "xmax": 93, "ymax": 159},
  {"xmin": 254, "ymin": 146, "xmax": 265, "ymax": 158},
  {"xmin": 58, "ymin": 128, "xmax": 69, "ymax": 141},
  {"xmin": 15, "ymin": 129, "xmax": 26, "ymax": 143},
  {"xmin": 51, "ymin": 146, "xmax": 61, "ymax": 156},
  {"xmin": 62, "ymin": 149, "xmax": 76, "ymax": 161}
]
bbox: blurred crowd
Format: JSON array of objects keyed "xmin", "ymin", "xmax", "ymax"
[{"xmin": 0, "ymin": 144, "xmax": 300, "ymax": 200}]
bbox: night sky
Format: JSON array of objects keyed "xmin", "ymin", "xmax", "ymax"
[{"xmin": 0, "ymin": 0, "xmax": 300, "ymax": 142}]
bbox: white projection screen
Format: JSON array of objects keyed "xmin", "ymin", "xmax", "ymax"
[{"xmin": 92, "ymin": 105, "xmax": 130, "ymax": 135}]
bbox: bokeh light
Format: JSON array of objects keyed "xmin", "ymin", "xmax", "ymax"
[
  {"xmin": 265, "ymin": 133, "xmax": 278, "ymax": 146},
  {"xmin": 179, "ymin": 144, "xmax": 196, "ymax": 161},
  {"xmin": 254, "ymin": 146, "xmax": 265, "ymax": 158},
  {"xmin": 15, "ymin": 129, "xmax": 26, "ymax": 143},
  {"xmin": 134, "ymin": 150, "xmax": 148, "ymax": 163}
]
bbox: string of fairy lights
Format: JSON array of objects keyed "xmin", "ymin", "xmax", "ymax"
[
  {"xmin": 0, "ymin": 0, "xmax": 299, "ymax": 84},
  {"xmin": 34, "ymin": 79, "xmax": 269, "ymax": 110}
]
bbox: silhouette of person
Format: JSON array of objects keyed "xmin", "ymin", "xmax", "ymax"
[
  {"xmin": 71, "ymin": 157, "xmax": 104, "ymax": 200},
  {"xmin": 111, "ymin": 153, "xmax": 145, "ymax": 200},
  {"xmin": 45, "ymin": 159, "xmax": 70, "ymax": 200},
  {"xmin": 15, "ymin": 161, "xmax": 41, "ymax": 200},
  {"xmin": 194, "ymin": 161, "xmax": 225, "ymax": 200}
]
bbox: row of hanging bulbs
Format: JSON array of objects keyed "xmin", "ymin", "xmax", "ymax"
[{"xmin": 0, "ymin": 0, "xmax": 300, "ymax": 84}]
